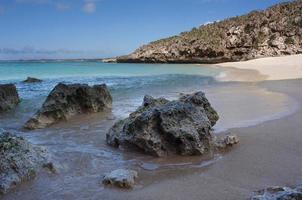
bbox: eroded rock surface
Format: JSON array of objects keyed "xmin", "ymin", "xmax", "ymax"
[
  {"xmin": 0, "ymin": 84, "xmax": 20, "ymax": 113},
  {"xmin": 0, "ymin": 132, "xmax": 55, "ymax": 194},
  {"xmin": 106, "ymin": 92, "xmax": 220, "ymax": 157},
  {"xmin": 251, "ymin": 185, "xmax": 302, "ymax": 200},
  {"xmin": 24, "ymin": 83, "xmax": 112, "ymax": 129},
  {"xmin": 102, "ymin": 169, "xmax": 138, "ymax": 189}
]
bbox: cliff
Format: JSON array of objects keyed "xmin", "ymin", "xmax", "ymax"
[{"xmin": 117, "ymin": 0, "xmax": 302, "ymax": 64}]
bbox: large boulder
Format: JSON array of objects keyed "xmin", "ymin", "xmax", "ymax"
[
  {"xmin": 0, "ymin": 132, "xmax": 55, "ymax": 194},
  {"xmin": 106, "ymin": 92, "xmax": 220, "ymax": 157},
  {"xmin": 0, "ymin": 84, "xmax": 20, "ymax": 113},
  {"xmin": 24, "ymin": 83, "xmax": 112, "ymax": 130}
]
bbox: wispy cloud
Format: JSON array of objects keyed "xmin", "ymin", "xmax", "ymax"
[
  {"xmin": 83, "ymin": 0, "xmax": 96, "ymax": 14},
  {"xmin": 15, "ymin": 0, "xmax": 71, "ymax": 12},
  {"xmin": 0, "ymin": 46, "xmax": 112, "ymax": 60},
  {"xmin": 0, "ymin": 5, "xmax": 5, "ymax": 15},
  {"xmin": 15, "ymin": 0, "xmax": 51, "ymax": 4},
  {"xmin": 55, "ymin": 2, "xmax": 70, "ymax": 11}
]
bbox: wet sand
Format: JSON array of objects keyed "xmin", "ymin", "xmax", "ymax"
[
  {"xmin": 1, "ymin": 79, "xmax": 301, "ymax": 200},
  {"xmin": 101, "ymin": 79, "xmax": 302, "ymax": 200}
]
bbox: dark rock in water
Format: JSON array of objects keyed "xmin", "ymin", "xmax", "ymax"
[
  {"xmin": 251, "ymin": 185, "xmax": 302, "ymax": 200},
  {"xmin": 0, "ymin": 132, "xmax": 55, "ymax": 194},
  {"xmin": 106, "ymin": 92, "xmax": 220, "ymax": 157},
  {"xmin": 22, "ymin": 77, "xmax": 43, "ymax": 83},
  {"xmin": 24, "ymin": 83, "xmax": 112, "ymax": 130},
  {"xmin": 102, "ymin": 169, "xmax": 138, "ymax": 189},
  {"xmin": 0, "ymin": 84, "xmax": 20, "ymax": 113}
]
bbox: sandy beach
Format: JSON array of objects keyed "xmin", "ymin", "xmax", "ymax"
[
  {"xmin": 213, "ymin": 54, "xmax": 302, "ymax": 82},
  {"xmin": 100, "ymin": 55, "xmax": 302, "ymax": 200}
]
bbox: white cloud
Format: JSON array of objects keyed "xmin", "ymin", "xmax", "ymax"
[
  {"xmin": 83, "ymin": 0, "xmax": 96, "ymax": 14},
  {"xmin": 0, "ymin": 5, "xmax": 4, "ymax": 15},
  {"xmin": 56, "ymin": 3, "xmax": 70, "ymax": 11}
]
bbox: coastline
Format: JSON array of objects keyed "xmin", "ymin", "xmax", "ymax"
[
  {"xmin": 211, "ymin": 54, "xmax": 302, "ymax": 82},
  {"xmin": 2, "ymin": 56, "xmax": 302, "ymax": 199}
]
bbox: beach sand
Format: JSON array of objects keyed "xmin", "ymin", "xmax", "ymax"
[
  {"xmin": 107, "ymin": 55, "xmax": 302, "ymax": 200},
  {"xmin": 213, "ymin": 54, "xmax": 302, "ymax": 82},
  {"xmin": 94, "ymin": 79, "xmax": 302, "ymax": 200}
]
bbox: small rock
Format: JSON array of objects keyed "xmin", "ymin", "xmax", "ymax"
[
  {"xmin": 0, "ymin": 84, "xmax": 20, "ymax": 113},
  {"xmin": 22, "ymin": 77, "xmax": 43, "ymax": 83},
  {"xmin": 251, "ymin": 185, "xmax": 302, "ymax": 200},
  {"xmin": 214, "ymin": 134, "xmax": 239, "ymax": 150},
  {"xmin": 102, "ymin": 169, "xmax": 138, "ymax": 189}
]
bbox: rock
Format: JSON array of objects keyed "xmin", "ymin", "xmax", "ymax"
[
  {"xmin": 106, "ymin": 92, "xmax": 220, "ymax": 157},
  {"xmin": 0, "ymin": 132, "xmax": 55, "ymax": 194},
  {"xmin": 102, "ymin": 169, "xmax": 138, "ymax": 189},
  {"xmin": 251, "ymin": 185, "xmax": 302, "ymax": 200},
  {"xmin": 117, "ymin": 1, "xmax": 302, "ymax": 64},
  {"xmin": 0, "ymin": 84, "xmax": 20, "ymax": 113},
  {"xmin": 22, "ymin": 77, "xmax": 43, "ymax": 83},
  {"xmin": 102, "ymin": 58, "xmax": 117, "ymax": 63},
  {"xmin": 214, "ymin": 134, "xmax": 240, "ymax": 150},
  {"xmin": 24, "ymin": 83, "xmax": 112, "ymax": 130}
]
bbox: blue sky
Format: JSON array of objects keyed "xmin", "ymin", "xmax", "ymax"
[{"xmin": 0, "ymin": 0, "xmax": 286, "ymax": 60}]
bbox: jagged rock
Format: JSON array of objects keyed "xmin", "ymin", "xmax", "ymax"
[
  {"xmin": 0, "ymin": 132, "xmax": 55, "ymax": 194},
  {"xmin": 102, "ymin": 169, "xmax": 138, "ymax": 189},
  {"xmin": 22, "ymin": 77, "xmax": 43, "ymax": 83},
  {"xmin": 251, "ymin": 185, "xmax": 302, "ymax": 200},
  {"xmin": 102, "ymin": 58, "xmax": 117, "ymax": 63},
  {"xmin": 106, "ymin": 92, "xmax": 220, "ymax": 157},
  {"xmin": 214, "ymin": 134, "xmax": 240, "ymax": 150},
  {"xmin": 117, "ymin": 1, "xmax": 302, "ymax": 64},
  {"xmin": 24, "ymin": 83, "xmax": 112, "ymax": 130},
  {"xmin": 0, "ymin": 84, "xmax": 20, "ymax": 113}
]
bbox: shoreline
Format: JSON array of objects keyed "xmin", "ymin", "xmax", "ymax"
[{"xmin": 210, "ymin": 54, "xmax": 302, "ymax": 82}]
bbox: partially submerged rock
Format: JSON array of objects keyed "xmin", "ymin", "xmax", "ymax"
[
  {"xmin": 214, "ymin": 134, "xmax": 240, "ymax": 150},
  {"xmin": 22, "ymin": 77, "xmax": 42, "ymax": 83},
  {"xmin": 0, "ymin": 132, "xmax": 55, "ymax": 194},
  {"xmin": 102, "ymin": 169, "xmax": 138, "ymax": 189},
  {"xmin": 24, "ymin": 83, "xmax": 112, "ymax": 129},
  {"xmin": 0, "ymin": 84, "xmax": 20, "ymax": 113},
  {"xmin": 251, "ymin": 185, "xmax": 302, "ymax": 200},
  {"xmin": 106, "ymin": 92, "xmax": 221, "ymax": 157}
]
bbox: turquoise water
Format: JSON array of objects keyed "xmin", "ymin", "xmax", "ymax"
[
  {"xmin": 0, "ymin": 61, "xmax": 219, "ymax": 81},
  {"xmin": 0, "ymin": 61, "xmax": 221, "ymax": 129}
]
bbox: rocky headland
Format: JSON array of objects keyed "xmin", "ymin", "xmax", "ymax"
[
  {"xmin": 117, "ymin": 0, "xmax": 302, "ymax": 64},
  {"xmin": 24, "ymin": 83, "xmax": 112, "ymax": 130},
  {"xmin": 0, "ymin": 84, "xmax": 20, "ymax": 113}
]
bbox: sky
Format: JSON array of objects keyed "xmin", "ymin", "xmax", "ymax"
[{"xmin": 0, "ymin": 0, "xmax": 287, "ymax": 60}]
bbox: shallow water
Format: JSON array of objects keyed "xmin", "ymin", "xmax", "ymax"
[{"xmin": 0, "ymin": 61, "xmax": 299, "ymax": 199}]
